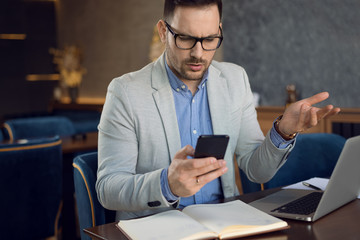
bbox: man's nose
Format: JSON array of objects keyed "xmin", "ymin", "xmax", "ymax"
[{"xmin": 190, "ymin": 41, "xmax": 204, "ymax": 59}]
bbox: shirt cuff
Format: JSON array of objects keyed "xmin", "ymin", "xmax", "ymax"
[
  {"xmin": 160, "ymin": 168, "xmax": 179, "ymax": 202},
  {"xmin": 270, "ymin": 121, "xmax": 296, "ymax": 149}
]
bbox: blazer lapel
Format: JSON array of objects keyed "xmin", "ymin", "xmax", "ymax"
[
  {"xmin": 151, "ymin": 54, "xmax": 181, "ymax": 161},
  {"xmin": 207, "ymin": 64, "xmax": 235, "ymax": 198},
  {"xmin": 207, "ymin": 65, "xmax": 231, "ymax": 136}
]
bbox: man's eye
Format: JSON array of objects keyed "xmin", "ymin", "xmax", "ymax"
[
  {"xmin": 203, "ymin": 38, "xmax": 216, "ymax": 43},
  {"xmin": 178, "ymin": 36, "xmax": 194, "ymax": 42}
]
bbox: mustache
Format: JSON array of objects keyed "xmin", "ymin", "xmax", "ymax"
[{"xmin": 185, "ymin": 57, "xmax": 206, "ymax": 65}]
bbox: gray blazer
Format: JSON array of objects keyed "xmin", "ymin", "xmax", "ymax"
[{"xmin": 96, "ymin": 53, "xmax": 293, "ymax": 220}]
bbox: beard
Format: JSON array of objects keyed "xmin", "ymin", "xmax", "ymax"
[
  {"xmin": 165, "ymin": 46, "xmax": 211, "ymax": 82},
  {"xmin": 181, "ymin": 57, "xmax": 209, "ymax": 81}
]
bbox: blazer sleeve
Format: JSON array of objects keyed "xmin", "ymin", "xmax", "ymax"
[{"xmin": 231, "ymin": 66, "xmax": 293, "ymax": 183}]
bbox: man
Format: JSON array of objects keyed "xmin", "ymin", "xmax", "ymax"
[{"xmin": 96, "ymin": 0, "xmax": 340, "ymax": 220}]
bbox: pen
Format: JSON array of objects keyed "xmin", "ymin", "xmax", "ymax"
[{"xmin": 302, "ymin": 182, "xmax": 322, "ymax": 191}]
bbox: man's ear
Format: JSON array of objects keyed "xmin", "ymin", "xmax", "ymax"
[{"xmin": 157, "ymin": 20, "xmax": 167, "ymax": 43}]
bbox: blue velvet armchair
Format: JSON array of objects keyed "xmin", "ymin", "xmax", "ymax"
[
  {"xmin": 53, "ymin": 109, "xmax": 101, "ymax": 135},
  {"xmin": 0, "ymin": 128, "xmax": 3, "ymax": 142},
  {"xmin": 0, "ymin": 136, "xmax": 63, "ymax": 239},
  {"xmin": 3, "ymin": 116, "xmax": 76, "ymax": 141},
  {"xmin": 241, "ymin": 133, "xmax": 347, "ymax": 193},
  {"xmin": 73, "ymin": 152, "xmax": 115, "ymax": 240}
]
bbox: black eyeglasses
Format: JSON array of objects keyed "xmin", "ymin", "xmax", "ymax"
[{"xmin": 164, "ymin": 21, "xmax": 223, "ymax": 51}]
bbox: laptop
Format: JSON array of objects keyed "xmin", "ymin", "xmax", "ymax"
[{"xmin": 249, "ymin": 135, "xmax": 360, "ymax": 222}]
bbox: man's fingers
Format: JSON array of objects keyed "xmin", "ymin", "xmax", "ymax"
[
  {"xmin": 320, "ymin": 106, "xmax": 341, "ymax": 118},
  {"xmin": 309, "ymin": 107, "xmax": 318, "ymax": 127},
  {"xmin": 304, "ymin": 92, "xmax": 329, "ymax": 106},
  {"xmin": 329, "ymin": 107, "xmax": 341, "ymax": 116},
  {"xmin": 314, "ymin": 105, "xmax": 340, "ymax": 120},
  {"xmin": 168, "ymin": 155, "xmax": 227, "ymax": 197},
  {"xmin": 195, "ymin": 159, "xmax": 227, "ymax": 176},
  {"xmin": 196, "ymin": 165, "xmax": 228, "ymax": 185},
  {"xmin": 297, "ymin": 104, "xmax": 307, "ymax": 126},
  {"xmin": 315, "ymin": 105, "xmax": 333, "ymax": 119},
  {"xmin": 174, "ymin": 145, "xmax": 195, "ymax": 160},
  {"xmin": 192, "ymin": 156, "xmax": 217, "ymax": 168},
  {"xmin": 183, "ymin": 158, "xmax": 225, "ymax": 177}
]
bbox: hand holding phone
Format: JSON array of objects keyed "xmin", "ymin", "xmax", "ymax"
[{"xmin": 194, "ymin": 135, "xmax": 229, "ymax": 159}]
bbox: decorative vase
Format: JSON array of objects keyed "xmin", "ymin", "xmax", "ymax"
[{"xmin": 68, "ymin": 87, "xmax": 79, "ymax": 103}]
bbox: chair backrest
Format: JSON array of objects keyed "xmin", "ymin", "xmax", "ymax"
[
  {"xmin": 4, "ymin": 116, "xmax": 76, "ymax": 141},
  {"xmin": 73, "ymin": 152, "xmax": 115, "ymax": 240},
  {"xmin": 240, "ymin": 133, "xmax": 347, "ymax": 193},
  {"xmin": 0, "ymin": 136, "xmax": 62, "ymax": 239},
  {"xmin": 0, "ymin": 127, "xmax": 3, "ymax": 142},
  {"xmin": 53, "ymin": 109, "xmax": 101, "ymax": 134},
  {"xmin": 239, "ymin": 169, "xmax": 263, "ymax": 193}
]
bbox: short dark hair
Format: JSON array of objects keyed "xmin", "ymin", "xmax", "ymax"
[{"xmin": 163, "ymin": 0, "xmax": 222, "ymax": 22}]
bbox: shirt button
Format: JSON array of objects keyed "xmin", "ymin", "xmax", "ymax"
[
  {"xmin": 193, "ymin": 130, "xmax": 197, "ymax": 134},
  {"xmin": 280, "ymin": 143, "xmax": 287, "ymax": 148},
  {"xmin": 192, "ymin": 99, "xmax": 195, "ymax": 103},
  {"xmin": 176, "ymin": 88, "xmax": 180, "ymax": 92},
  {"xmin": 181, "ymin": 85, "xmax": 186, "ymax": 89}
]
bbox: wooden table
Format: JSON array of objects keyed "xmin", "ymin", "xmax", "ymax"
[
  {"xmin": 49, "ymin": 98, "xmax": 104, "ymax": 112},
  {"xmin": 61, "ymin": 131, "xmax": 98, "ymax": 154},
  {"xmin": 84, "ymin": 188, "xmax": 360, "ymax": 240}
]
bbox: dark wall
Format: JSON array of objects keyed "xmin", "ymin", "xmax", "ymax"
[
  {"xmin": 56, "ymin": 0, "xmax": 164, "ymax": 99},
  {"xmin": 0, "ymin": 0, "xmax": 57, "ymax": 120},
  {"xmin": 56, "ymin": 0, "xmax": 221, "ymax": 100},
  {"xmin": 223, "ymin": 0, "xmax": 360, "ymax": 108}
]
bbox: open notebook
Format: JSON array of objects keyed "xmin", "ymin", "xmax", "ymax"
[{"xmin": 117, "ymin": 200, "xmax": 289, "ymax": 240}]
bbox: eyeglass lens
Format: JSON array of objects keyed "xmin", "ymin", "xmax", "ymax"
[
  {"xmin": 176, "ymin": 35, "xmax": 221, "ymax": 50},
  {"xmin": 165, "ymin": 21, "xmax": 222, "ymax": 51}
]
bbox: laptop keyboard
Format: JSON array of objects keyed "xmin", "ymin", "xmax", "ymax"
[{"xmin": 271, "ymin": 192, "xmax": 323, "ymax": 215}]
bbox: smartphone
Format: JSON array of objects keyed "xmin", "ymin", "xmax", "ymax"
[{"xmin": 194, "ymin": 135, "xmax": 229, "ymax": 159}]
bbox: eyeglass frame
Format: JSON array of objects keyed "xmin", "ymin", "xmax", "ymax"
[{"xmin": 164, "ymin": 21, "xmax": 223, "ymax": 51}]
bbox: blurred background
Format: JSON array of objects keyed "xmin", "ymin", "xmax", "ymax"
[
  {"xmin": 1, "ymin": 0, "xmax": 359, "ymax": 120},
  {"xmin": 0, "ymin": 0, "xmax": 164, "ymax": 119},
  {"xmin": 1, "ymin": 1, "xmax": 360, "ymax": 239}
]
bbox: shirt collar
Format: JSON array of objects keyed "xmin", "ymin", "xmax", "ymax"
[{"xmin": 165, "ymin": 60, "xmax": 209, "ymax": 93}]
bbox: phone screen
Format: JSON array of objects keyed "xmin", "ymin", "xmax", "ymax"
[{"xmin": 194, "ymin": 135, "xmax": 229, "ymax": 159}]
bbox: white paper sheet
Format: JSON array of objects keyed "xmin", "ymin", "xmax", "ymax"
[{"xmin": 282, "ymin": 177, "xmax": 360, "ymax": 198}]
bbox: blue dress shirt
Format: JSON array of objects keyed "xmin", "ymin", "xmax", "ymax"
[
  {"xmin": 161, "ymin": 62, "xmax": 223, "ymax": 208},
  {"xmin": 160, "ymin": 61, "xmax": 295, "ymax": 208}
]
